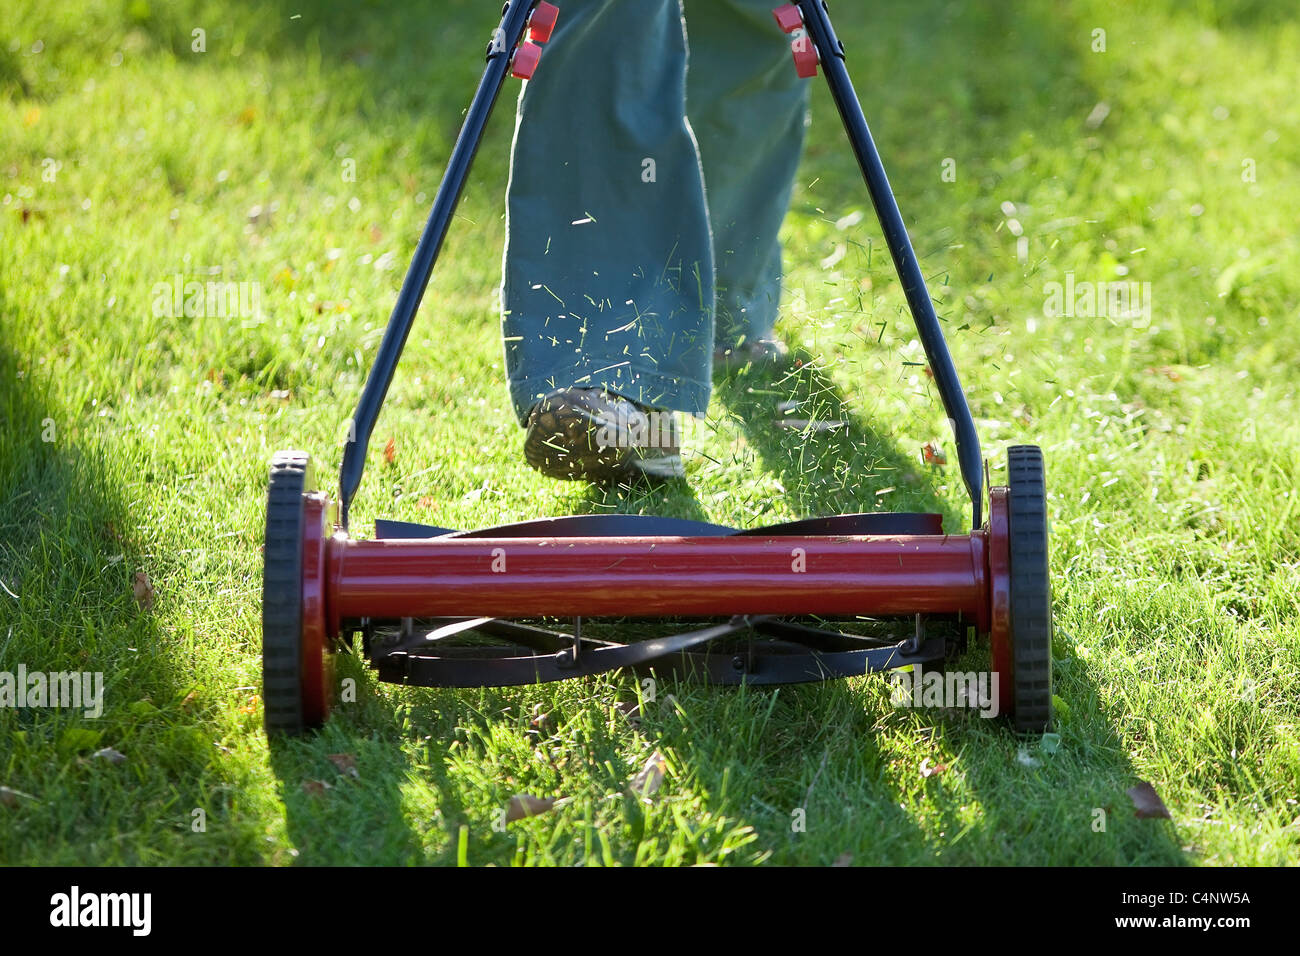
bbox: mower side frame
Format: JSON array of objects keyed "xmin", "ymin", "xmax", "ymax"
[{"xmin": 338, "ymin": 0, "xmax": 541, "ymax": 529}]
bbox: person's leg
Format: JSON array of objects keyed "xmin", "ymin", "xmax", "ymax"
[
  {"xmin": 501, "ymin": 0, "xmax": 713, "ymax": 426},
  {"xmin": 682, "ymin": 0, "xmax": 810, "ymax": 353}
]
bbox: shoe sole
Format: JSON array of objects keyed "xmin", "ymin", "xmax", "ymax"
[{"xmin": 524, "ymin": 392, "xmax": 683, "ymax": 483}]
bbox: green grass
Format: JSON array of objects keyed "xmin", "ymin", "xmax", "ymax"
[{"xmin": 1, "ymin": 0, "xmax": 1297, "ymax": 865}]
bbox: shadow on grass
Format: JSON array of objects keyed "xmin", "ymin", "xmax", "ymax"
[
  {"xmin": 0, "ymin": 336, "xmax": 277, "ymax": 863},
  {"xmin": 714, "ymin": 353, "xmax": 962, "ymax": 526},
  {"xmin": 266, "ymin": 653, "xmax": 427, "ymax": 865}
]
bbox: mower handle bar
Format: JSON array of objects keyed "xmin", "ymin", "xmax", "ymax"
[{"xmin": 338, "ymin": 0, "xmax": 984, "ymax": 530}]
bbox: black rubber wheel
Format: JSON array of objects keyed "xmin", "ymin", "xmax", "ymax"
[
  {"xmin": 262, "ymin": 450, "xmax": 312, "ymax": 736},
  {"xmin": 1007, "ymin": 445, "xmax": 1053, "ymax": 733}
]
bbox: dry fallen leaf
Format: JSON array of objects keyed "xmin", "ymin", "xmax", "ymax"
[
  {"xmin": 1127, "ymin": 781, "xmax": 1172, "ymax": 819},
  {"xmin": 132, "ymin": 571, "xmax": 155, "ymax": 610},
  {"xmin": 417, "ymin": 495, "xmax": 438, "ymax": 511},
  {"xmin": 92, "ymin": 747, "xmax": 127, "ymax": 765},
  {"xmin": 920, "ymin": 758, "xmax": 948, "ymax": 779},
  {"xmin": 505, "ymin": 794, "xmax": 557, "ymax": 823},
  {"xmin": 180, "ymin": 690, "xmax": 198, "ymax": 709},
  {"xmin": 302, "ymin": 780, "xmax": 332, "ymax": 796},
  {"xmin": 327, "ymin": 753, "xmax": 359, "ymax": 778},
  {"xmin": 921, "ymin": 441, "xmax": 947, "ymax": 466},
  {"xmin": 628, "ymin": 750, "xmax": 667, "ymax": 799},
  {"xmin": 383, "ymin": 438, "xmax": 397, "ymax": 465}
]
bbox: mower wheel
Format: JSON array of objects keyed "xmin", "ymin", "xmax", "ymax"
[
  {"xmin": 262, "ymin": 450, "xmax": 322, "ymax": 736},
  {"xmin": 1006, "ymin": 445, "xmax": 1053, "ymax": 732}
]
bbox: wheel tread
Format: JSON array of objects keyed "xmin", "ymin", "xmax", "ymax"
[
  {"xmin": 262, "ymin": 452, "xmax": 310, "ymax": 735},
  {"xmin": 1007, "ymin": 445, "xmax": 1054, "ymax": 733}
]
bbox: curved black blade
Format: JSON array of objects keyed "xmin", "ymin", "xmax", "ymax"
[
  {"xmin": 372, "ymin": 514, "xmax": 740, "ymax": 539},
  {"xmin": 377, "ymin": 633, "xmax": 947, "ymax": 688},
  {"xmin": 377, "ymin": 615, "xmax": 761, "ymax": 687},
  {"xmin": 373, "ymin": 518, "xmax": 458, "ymax": 539},
  {"xmin": 637, "ymin": 637, "xmax": 947, "ymax": 686},
  {"xmin": 751, "ymin": 618, "xmax": 901, "ymax": 651},
  {"xmin": 373, "ymin": 511, "xmax": 944, "ymax": 540},
  {"xmin": 733, "ymin": 512, "xmax": 943, "ymax": 536},
  {"xmin": 374, "ymin": 617, "xmax": 621, "ymax": 655},
  {"xmin": 447, "ymin": 513, "xmax": 738, "ymax": 538}
]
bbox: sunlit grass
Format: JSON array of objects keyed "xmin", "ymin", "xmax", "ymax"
[{"xmin": 1, "ymin": 0, "xmax": 1296, "ymax": 865}]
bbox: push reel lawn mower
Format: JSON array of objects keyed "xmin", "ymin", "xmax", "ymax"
[{"xmin": 261, "ymin": 0, "xmax": 1054, "ymax": 736}]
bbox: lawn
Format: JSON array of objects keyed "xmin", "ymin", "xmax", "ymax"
[{"xmin": 1, "ymin": 0, "xmax": 1297, "ymax": 865}]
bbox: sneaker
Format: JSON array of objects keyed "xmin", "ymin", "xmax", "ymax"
[
  {"xmin": 523, "ymin": 387, "xmax": 685, "ymax": 483},
  {"xmin": 713, "ymin": 337, "xmax": 789, "ymax": 373}
]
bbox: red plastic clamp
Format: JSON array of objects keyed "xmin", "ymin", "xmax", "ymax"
[
  {"xmin": 511, "ymin": 41, "xmax": 543, "ymax": 80},
  {"xmin": 772, "ymin": 3, "xmax": 803, "ymax": 34},
  {"xmin": 791, "ymin": 35, "xmax": 819, "ymax": 78},
  {"xmin": 529, "ymin": 2, "xmax": 560, "ymax": 44}
]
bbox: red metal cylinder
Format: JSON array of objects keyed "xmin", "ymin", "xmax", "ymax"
[{"xmin": 325, "ymin": 533, "xmax": 989, "ymax": 628}]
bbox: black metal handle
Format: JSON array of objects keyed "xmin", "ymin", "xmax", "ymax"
[
  {"xmin": 338, "ymin": 0, "xmax": 540, "ymax": 529},
  {"xmin": 797, "ymin": 0, "xmax": 984, "ymax": 528}
]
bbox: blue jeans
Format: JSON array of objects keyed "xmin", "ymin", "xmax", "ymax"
[{"xmin": 501, "ymin": 0, "xmax": 810, "ymax": 424}]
